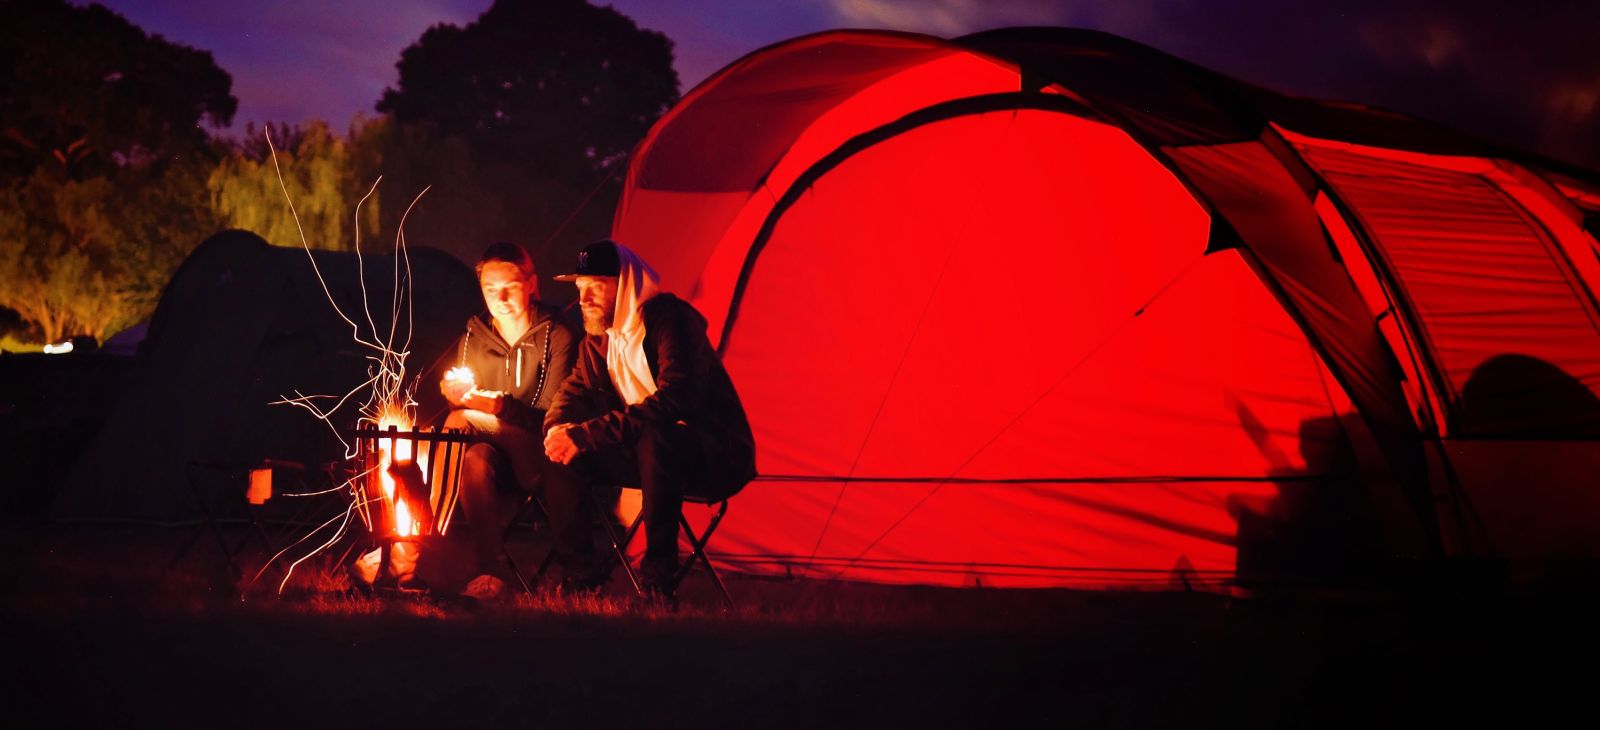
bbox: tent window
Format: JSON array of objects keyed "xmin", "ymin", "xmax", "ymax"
[{"xmin": 1299, "ymin": 145, "xmax": 1600, "ymax": 438}]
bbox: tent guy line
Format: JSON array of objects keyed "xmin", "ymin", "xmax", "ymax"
[{"xmin": 754, "ymin": 474, "xmax": 1341, "ymax": 485}]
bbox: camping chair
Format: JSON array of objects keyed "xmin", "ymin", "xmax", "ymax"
[
  {"xmin": 500, "ymin": 493, "xmax": 561, "ymax": 595},
  {"xmin": 591, "ymin": 488, "xmax": 735, "ymax": 607},
  {"xmin": 413, "ymin": 409, "xmax": 567, "ymax": 595},
  {"xmin": 168, "ymin": 458, "xmax": 341, "ymax": 580}
]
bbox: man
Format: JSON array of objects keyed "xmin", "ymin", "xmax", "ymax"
[
  {"xmin": 543, "ymin": 239, "xmax": 756, "ymax": 597},
  {"xmin": 440, "ymin": 241, "xmax": 595, "ymax": 597}
]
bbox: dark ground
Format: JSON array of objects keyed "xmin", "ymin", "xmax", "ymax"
[
  {"xmin": 2, "ymin": 521, "xmax": 1596, "ymax": 729},
  {"xmin": 3, "ymin": 352, "xmax": 1597, "ymax": 728}
]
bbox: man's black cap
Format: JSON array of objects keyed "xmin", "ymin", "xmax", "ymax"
[{"xmin": 554, "ymin": 239, "xmax": 621, "ymax": 281}]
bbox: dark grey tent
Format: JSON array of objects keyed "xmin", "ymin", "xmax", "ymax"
[{"xmin": 54, "ymin": 230, "xmax": 481, "ymax": 522}]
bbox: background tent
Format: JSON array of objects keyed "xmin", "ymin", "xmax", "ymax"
[
  {"xmin": 611, "ymin": 29, "xmax": 1600, "ymax": 588},
  {"xmin": 54, "ymin": 230, "xmax": 481, "ymax": 523}
]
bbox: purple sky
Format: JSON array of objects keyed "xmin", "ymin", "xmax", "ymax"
[{"xmin": 81, "ymin": 1, "xmax": 1600, "ymax": 167}]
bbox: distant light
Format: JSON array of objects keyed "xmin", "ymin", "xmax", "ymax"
[{"xmin": 42, "ymin": 341, "xmax": 74, "ymax": 355}]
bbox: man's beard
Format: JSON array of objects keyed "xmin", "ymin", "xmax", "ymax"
[{"xmin": 582, "ymin": 307, "xmax": 611, "ymax": 336}]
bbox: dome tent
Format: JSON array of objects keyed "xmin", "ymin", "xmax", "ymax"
[
  {"xmin": 611, "ymin": 28, "xmax": 1600, "ymax": 588},
  {"xmin": 53, "ymin": 230, "xmax": 482, "ymax": 523}
]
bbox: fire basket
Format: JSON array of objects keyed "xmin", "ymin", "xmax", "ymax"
[{"xmin": 348, "ymin": 424, "xmax": 482, "ymax": 587}]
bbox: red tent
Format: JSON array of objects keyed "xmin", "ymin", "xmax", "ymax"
[{"xmin": 612, "ymin": 29, "xmax": 1600, "ymax": 589}]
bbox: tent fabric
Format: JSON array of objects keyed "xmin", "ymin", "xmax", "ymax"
[
  {"xmin": 1289, "ymin": 139, "xmax": 1600, "ymax": 438},
  {"xmin": 711, "ymin": 107, "xmax": 1366, "ymax": 586},
  {"xmin": 53, "ymin": 231, "xmax": 481, "ymax": 523},
  {"xmin": 612, "ymin": 29, "xmax": 1600, "ymax": 588},
  {"xmin": 957, "ymin": 27, "xmax": 1266, "ymax": 146},
  {"xmin": 1161, "ymin": 138, "xmax": 1434, "ymax": 549},
  {"xmin": 616, "ymin": 32, "xmax": 1026, "ymax": 340}
]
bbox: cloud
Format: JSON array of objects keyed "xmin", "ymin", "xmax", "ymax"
[
  {"xmin": 1357, "ymin": 15, "xmax": 1466, "ymax": 70},
  {"xmin": 827, "ymin": 0, "xmax": 1072, "ymax": 37},
  {"xmin": 1549, "ymin": 76, "xmax": 1600, "ymax": 124}
]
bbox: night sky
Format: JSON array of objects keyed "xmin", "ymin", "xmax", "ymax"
[{"xmin": 82, "ymin": 0, "xmax": 1600, "ymax": 168}]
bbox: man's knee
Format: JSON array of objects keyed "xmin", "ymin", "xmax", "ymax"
[
  {"xmin": 632, "ymin": 421, "xmax": 672, "ymax": 458},
  {"xmin": 632, "ymin": 421, "xmax": 695, "ymax": 473}
]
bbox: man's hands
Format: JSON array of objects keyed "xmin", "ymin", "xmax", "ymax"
[{"xmin": 544, "ymin": 424, "xmax": 580, "ymax": 465}]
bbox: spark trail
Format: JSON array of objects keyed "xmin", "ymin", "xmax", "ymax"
[{"xmin": 253, "ymin": 126, "xmax": 437, "ymax": 593}]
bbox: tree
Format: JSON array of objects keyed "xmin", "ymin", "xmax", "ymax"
[
  {"xmin": 0, "ymin": 0, "xmax": 236, "ymax": 343},
  {"xmin": 209, "ymin": 120, "xmax": 382, "ymax": 251},
  {"xmin": 0, "ymin": 0, "xmax": 236, "ymax": 180},
  {"xmin": 374, "ymin": 0, "xmax": 679, "ymax": 292},
  {"xmin": 379, "ymin": 0, "xmax": 678, "ymax": 185},
  {"xmin": 0, "ymin": 157, "xmax": 222, "ymax": 343}
]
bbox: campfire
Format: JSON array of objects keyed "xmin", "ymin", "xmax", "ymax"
[
  {"xmin": 340, "ymin": 407, "xmax": 482, "ymax": 590},
  {"xmin": 254, "ymin": 127, "xmax": 480, "ymax": 593},
  {"xmin": 369, "ymin": 406, "xmax": 427, "ymax": 539}
]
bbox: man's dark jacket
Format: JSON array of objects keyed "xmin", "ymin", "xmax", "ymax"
[
  {"xmin": 451, "ymin": 302, "xmax": 577, "ymax": 430},
  {"xmin": 545, "ymin": 293, "xmax": 756, "ymax": 499}
]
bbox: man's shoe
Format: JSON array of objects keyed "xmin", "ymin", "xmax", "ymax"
[
  {"xmin": 632, "ymin": 579, "xmax": 677, "ymax": 610},
  {"xmin": 635, "ymin": 559, "xmax": 678, "ymax": 607}
]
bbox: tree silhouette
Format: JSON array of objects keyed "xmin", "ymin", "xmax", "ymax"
[
  {"xmin": 378, "ymin": 0, "xmax": 678, "ymax": 185},
  {"xmin": 0, "ymin": 0, "xmax": 235, "ymax": 180},
  {"xmin": 373, "ymin": 0, "xmax": 678, "ymax": 284}
]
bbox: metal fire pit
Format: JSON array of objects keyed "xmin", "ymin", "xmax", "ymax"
[{"xmin": 348, "ymin": 424, "xmax": 483, "ymax": 588}]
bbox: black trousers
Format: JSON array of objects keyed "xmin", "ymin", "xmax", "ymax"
[
  {"xmin": 447, "ymin": 410, "xmax": 594, "ymax": 574},
  {"xmin": 577, "ymin": 420, "xmax": 706, "ymax": 575}
]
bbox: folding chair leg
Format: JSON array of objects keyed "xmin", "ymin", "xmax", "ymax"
[
  {"xmin": 588, "ymin": 487, "xmax": 643, "ymax": 593},
  {"xmin": 165, "ymin": 519, "xmax": 208, "ymax": 574},
  {"xmin": 585, "ymin": 488, "xmax": 735, "ymax": 606},
  {"xmin": 502, "ymin": 549, "xmax": 536, "ymax": 595},
  {"xmin": 674, "ymin": 511, "xmax": 733, "ymax": 607},
  {"xmin": 499, "ymin": 495, "xmax": 567, "ymax": 595},
  {"xmin": 169, "ymin": 466, "xmax": 243, "ymax": 578}
]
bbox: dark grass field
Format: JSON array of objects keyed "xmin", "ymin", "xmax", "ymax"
[{"xmin": 3, "ymin": 521, "xmax": 1595, "ymax": 729}]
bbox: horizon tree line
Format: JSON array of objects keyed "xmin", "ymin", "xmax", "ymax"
[{"xmin": 0, "ymin": 0, "xmax": 678, "ymax": 345}]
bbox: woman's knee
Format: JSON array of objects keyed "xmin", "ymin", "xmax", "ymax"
[
  {"xmin": 443, "ymin": 409, "xmax": 472, "ymax": 430},
  {"xmin": 462, "ymin": 443, "xmax": 497, "ymax": 478}
]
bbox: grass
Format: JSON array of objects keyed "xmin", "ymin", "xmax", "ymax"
[{"xmin": 2, "ymin": 521, "xmax": 1596, "ymax": 728}]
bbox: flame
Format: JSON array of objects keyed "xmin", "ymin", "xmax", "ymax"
[
  {"xmin": 394, "ymin": 498, "xmax": 417, "ymax": 538},
  {"xmin": 444, "ymin": 366, "xmax": 476, "ymax": 386},
  {"xmin": 374, "ymin": 407, "xmax": 421, "ymax": 537}
]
